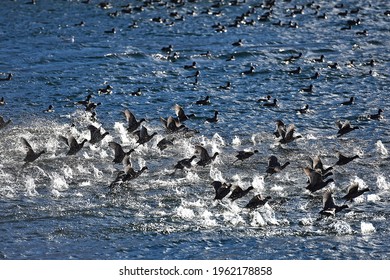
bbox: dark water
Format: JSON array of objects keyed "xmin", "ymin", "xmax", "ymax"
[{"xmin": 0, "ymin": 0, "xmax": 389, "ymax": 260}]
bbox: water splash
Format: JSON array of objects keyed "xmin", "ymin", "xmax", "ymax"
[
  {"xmin": 25, "ymin": 176, "xmax": 39, "ymax": 197},
  {"xmin": 376, "ymin": 140, "xmax": 388, "ymax": 156},
  {"xmin": 361, "ymin": 222, "xmax": 376, "ymax": 235}
]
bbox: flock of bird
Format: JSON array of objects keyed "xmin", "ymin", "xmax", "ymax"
[{"xmin": 0, "ymin": 0, "xmax": 388, "ymax": 225}]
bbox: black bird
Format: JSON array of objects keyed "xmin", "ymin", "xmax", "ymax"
[
  {"xmin": 160, "ymin": 116, "xmax": 186, "ymax": 133},
  {"xmin": 297, "ymin": 104, "xmax": 309, "ymax": 114},
  {"xmin": 75, "ymin": 94, "xmax": 92, "ymax": 106},
  {"xmin": 195, "ymin": 145, "xmax": 219, "ymax": 167},
  {"xmin": 174, "ymin": 104, "xmax": 195, "ymax": 122},
  {"xmin": 85, "ymin": 101, "xmax": 101, "ymax": 112},
  {"xmin": 124, "ymin": 109, "xmax": 146, "ymax": 133},
  {"xmin": 336, "ymin": 120, "xmax": 359, "ymax": 137},
  {"xmin": 274, "ymin": 120, "xmax": 285, "ymax": 138},
  {"xmin": 319, "ymin": 190, "xmax": 348, "ymax": 217},
  {"xmin": 184, "ymin": 61, "xmax": 197, "ymax": 70},
  {"xmin": 130, "ymin": 88, "xmax": 142, "ymax": 96},
  {"xmin": 266, "ymin": 155, "xmax": 290, "ymax": 176},
  {"xmin": 300, "ymin": 84, "xmax": 314, "ymax": 93},
  {"xmin": 218, "ymin": 81, "xmax": 231, "ymax": 90},
  {"xmin": 232, "ymin": 39, "xmax": 243, "ymax": 46},
  {"xmin": 161, "ymin": 44, "xmax": 173, "ymax": 53},
  {"xmin": 310, "ymin": 72, "xmax": 320, "ymax": 79},
  {"xmin": 309, "ymin": 155, "xmax": 333, "ymax": 175},
  {"xmin": 196, "ymin": 96, "xmax": 210, "ymax": 105},
  {"xmin": 229, "ymin": 186, "xmax": 254, "ymax": 201},
  {"xmin": 205, "ymin": 111, "xmax": 218, "ymax": 123},
  {"xmin": 241, "ymin": 65, "xmax": 255, "ymax": 75},
  {"xmin": 88, "ymin": 125, "xmax": 109, "ymax": 144},
  {"xmin": 312, "ymin": 55, "xmax": 325, "ymax": 63},
  {"xmin": 110, "ymin": 162, "xmax": 148, "ymax": 188},
  {"xmin": 157, "ymin": 137, "xmax": 174, "ymax": 151},
  {"xmin": 368, "ymin": 109, "xmax": 383, "ymax": 120},
  {"xmin": 233, "ymin": 150, "xmax": 258, "ymax": 163},
  {"xmin": 257, "ymin": 95, "xmax": 271, "ymax": 103},
  {"xmin": 212, "ymin": 181, "xmax": 232, "ymax": 200},
  {"xmin": 342, "ymin": 182, "xmax": 370, "ymax": 202},
  {"xmin": 263, "ymin": 98, "xmax": 278, "ymax": 107},
  {"xmin": 21, "ymin": 138, "xmax": 45, "ymax": 164},
  {"xmin": 108, "ymin": 141, "xmax": 135, "ymax": 164},
  {"xmin": 288, "ymin": 66, "xmax": 302, "ymax": 75},
  {"xmin": 133, "ymin": 126, "xmax": 157, "ymax": 145},
  {"xmin": 43, "ymin": 105, "xmax": 54, "ymax": 113},
  {"xmin": 304, "ymin": 167, "xmax": 334, "ymax": 193},
  {"xmin": 0, "ymin": 116, "xmax": 11, "ymax": 129},
  {"xmin": 98, "ymin": 84, "xmax": 113, "ymax": 94},
  {"xmin": 0, "ymin": 73, "xmax": 13, "ymax": 81},
  {"xmin": 0, "ymin": 97, "xmax": 5, "ymax": 105},
  {"xmin": 334, "ymin": 151, "xmax": 359, "ymax": 166},
  {"xmin": 244, "ymin": 194, "xmax": 271, "ymax": 210},
  {"xmin": 174, "ymin": 155, "xmax": 197, "ymax": 170},
  {"xmin": 341, "ymin": 97, "xmax": 355, "ymax": 105},
  {"xmin": 278, "ymin": 123, "xmax": 302, "ymax": 144},
  {"xmin": 60, "ymin": 136, "xmax": 88, "ymax": 156}
]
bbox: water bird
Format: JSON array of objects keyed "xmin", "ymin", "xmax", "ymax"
[
  {"xmin": 241, "ymin": 65, "xmax": 255, "ymax": 75},
  {"xmin": 284, "ymin": 53, "xmax": 302, "ymax": 63},
  {"xmin": 244, "ymin": 194, "xmax": 271, "ymax": 210},
  {"xmin": 98, "ymin": 84, "xmax": 113, "ymax": 94},
  {"xmin": 43, "ymin": 105, "xmax": 54, "ymax": 113},
  {"xmin": 266, "ymin": 155, "xmax": 290, "ymax": 176},
  {"xmin": 157, "ymin": 137, "xmax": 174, "ymax": 151},
  {"xmin": 75, "ymin": 94, "xmax": 92, "ymax": 106},
  {"xmin": 341, "ymin": 97, "xmax": 355, "ymax": 105},
  {"xmin": 368, "ymin": 109, "xmax": 383, "ymax": 120},
  {"xmin": 186, "ymin": 70, "xmax": 200, "ymax": 78},
  {"xmin": 85, "ymin": 101, "xmax": 101, "ymax": 112},
  {"xmin": 161, "ymin": 45, "xmax": 173, "ymax": 53},
  {"xmin": 288, "ymin": 67, "xmax": 302, "ymax": 75},
  {"xmin": 312, "ymin": 55, "xmax": 325, "ymax": 63},
  {"xmin": 273, "ymin": 120, "xmax": 285, "ymax": 138},
  {"xmin": 342, "ymin": 182, "xmax": 370, "ymax": 202},
  {"xmin": 229, "ymin": 186, "xmax": 254, "ymax": 201},
  {"xmin": 0, "ymin": 73, "xmax": 12, "ymax": 81},
  {"xmin": 327, "ymin": 62, "xmax": 339, "ymax": 69},
  {"xmin": 87, "ymin": 124, "xmax": 109, "ymax": 144},
  {"xmin": 21, "ymin": 138, "xmax": 45, "ymax": 164},
  {"xmin": 300, "ymin": 84, "xmax": 314, "ymax": 93},
  {"xmin": 309, "ymin": 155, "xmax": 333, "ymax": 176},
  {"xmin": 212, "ymin": 181, "xmax": 232, "ymax": 200},
  {"xmin": 174, "ymin": 155, "xmax": 197, "ymax": 170},
  {"xmin": 60, "ymin": 136, "xmax": 88, "ymax": 156},
  {"xmin": 218, "ymin": 81, "xmax": 231, "ymax": 90},
  {"xmin": 104, "ymin": 28, "xmax": 116, "ymax": 34},
  {"xmin": 110, "ymin": 162, "xmax": 148, "ymax": 188},
  {"xmin": 124, "ymin": 109, "xmax": 146, "ymax": 133},
  {"xmin": 133, "ymin": 126, "xmax": 157, "ymax": 145},
  {"xmin": 130, "ymin": 88, "xmax": 142, "ymax": 96},
  {"xmin": 108, "ymin": 141, "xmax": 135, "ymax": 164},
  {"xmin": 304, "ymin": 167, "xmax": 334, "ymax": 193},
  {"xmin": 257, "ymin": 95, "xmax": 271, "ymax": 102},
  {"xmin": 174, "ymin": 104, "xmax": 195, "ymax": 122},
  {"xmin": 356, "ymin": 30, "xmax": 368, "ymax": 36},
  {"xmin": 195, "ymin": 145, "xmax": 219, "ymax": 167},
  {"xmin": 263, "ymin": 98, "xmax": 278, "ymax": 107},
  {"xmin": 160, "ymin": 116, "xmax": 186, "ymax": 133},
  {"xmin": 233, "ymin": 149, "xmax": 258, "ymax": 163},
  {"xmin": 184, "ymin": 62, "xmax": 197, "ymax": 70},
  {"xmin": 336, "ymin": 120, "xmax": 359, "ymax": 137},
  {"xmin": 0, "ymin": 116, "xmax": 11, "ymax": 129},
  {"xmin": 196, "ymin": 96, "xmax": 210, "ymax": 105},
  {"xmin": 297, "ymin": 104, "xmax": 309, "ymax": 114},
  {"xmin": 310, "ymin": 72, "xmax": 320, "ymax": 79},
  {"xmin": 333, "ymin": 151, "xmax": 359, "ymax": 166},
  {"xmin": 319, "ymin": 190, "xmax": 348, "ymax": 217},
  {"xmin": 277, "ymin": 123, "xmax": 302, "ymax": 144},
  {"xmin": 226, "ymin": 55, "xmax": 235, "ymax": 61},
  {"xmin": 232, "ymin": 39, "xmax": 243, "ymax": 46},
  {"xmin": 0, "ymin": 97, "xmax": 5, "ymax": 105},
  {"xmin": 205, "ymin": 111, "xmax": 218, "ymax": 123}
]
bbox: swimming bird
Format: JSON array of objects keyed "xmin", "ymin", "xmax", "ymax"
[
  {"xmin": 98, "ymin": 84, "xmax": 113, "ymax": 94},
  {"xmin": 0, "ymin": 116, "xmax": 11, "ymax": 129},
  {"xmin": 232, "ymin": 39, "xmax": 243, "ymax": 46},
  {"xmin": 244, "ymin": 194, "xmax": 271, "ymax": 210},
  {"xmin": 130, "ymin": 88, "xmax": 142, "ymax": 96},
  {"xmin": 43, "ymin": 105, "xmax": 54, "ymax": 113},
  {"xmin": 0, "ymin": 97, "xmax": 6, "ymax": 105},
  {"xmin": 212, "ymin": 181, "xmax": 232, "ymax": 200},
  {"xmin": 85, "ymin": 101, "xmax": 101, "ymax": 112},
  {"xmin": 368, "ymin": 109, "xmax": 383, "ymax": 120},
  {"xmin": 196, "ymin": 96, "xmax": 210, "ymax": 105},
  {"xmin": 195, "ymin": 145, "xmax": 219, "ymax": 167},
  {"xmin": 288, "ymin": 67, "xmax": 302, "ymax": 75},
  {"xmin": 333, "ymin": 151, "xmax": 359, "ymax": 166},
  {"xmin": 297, "ymin": 104, "xmax": 309, "ymax": 114},
  {"xmin": 205, "ymin": 111, "xmax": 218, "ymax": 123},
  {"xmin": 263, "ymin": 98, "xmax": 278, "ymax": 107},
  {"xmin": 160, "ymin": 116, "xmax": 186, "ymax": 133},
  {"xmin": 312, "ymin": 55, "xmax": 325, "ymax": 63},
  {"xmin": 161, "ymin": 44, "xmax": 173, "ymax": 54},
  {"xmin": 341, "ymin": 97, "xmax": 355, "ymax": 105},
  {"xmin": 0, "ymin": 73, "xmax": 12, "ymax": 81},
  {"xmin": 88, "ymin": 124, "xmax": 109, "ymax": 144},
  {"xmin": 342, "ymin": 182, "xmax": 370, "ymax": 202},
  {"xmin": 266, "ymin": 155, "xmax": 290, "ymax": 176},
  {"xmin": 229, "ymin": 186, "xmax": 254, "ymax": 201},
  {"xmin": 184, "ymin": 61, "xmax": 197, "ymax": 70},
  {"xmin": 133, "ymin": 125, "xmax": 157, "ymax": 145},
  {"xmin": 75, "ymin": 94, "xmax": 93, "ymax": 106},
  {"xmin": 174, "ymin": 155, "xmax": 197, "ymax": 170},
  {"xmin": 124, "ymin": 109, "xmax": 146, "ymax": 133},
  {"xmin": 218, "ymin": 81, "xmax": 231, "ymax": 90},
  {"xmin": 60, "ymin": 136, "xmax": 88, "ymax": 156},
  {"xmin": 21, "ymin": 138, "xmax": 45, "ymax": 164},
  {"xmin": 336, "ymin": 120, "xmax": 359, "ymax": 137},
  {"xmin": 257, "ymin": 95, "xmax": 271, "ymax": 103},
  {"xmin": 108, "ymin": 141, "xmax": 135, "ymax": 164},
  {"xmin": 233, "ymin": 149, "xmax": 258, "ymax": 163},
  {"xmin": 310, "ymin": 72, "xmax": 320, "ymax": 79},
  {"xmin": 174, "ymin": 104, "xmax": 195, "ymax": 122},
  {"xmin": 319, "ymin": 190, "xmax": 348, "ymax": 217},
  {"xmin": 157, "ymin": 137, "xmax": 174, "ymax": 151},
  {"xmin": 300, "ymin": 84, "xmax": 314, "ymax": 93},
  {"xmin": 304, "ymin": 167, "xmax": 334, "ymax": 193},
  {"xmin": 241, "ymin": 65, "xmax": 255, "ymax": 75}
]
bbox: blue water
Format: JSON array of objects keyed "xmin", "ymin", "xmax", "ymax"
[{"xmin": 0, "ymin": 0, "xmax": 389, "ymax": 260}]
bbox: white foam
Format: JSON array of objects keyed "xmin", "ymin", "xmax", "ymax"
[
  {"xmin": 209, "ymin": 166, "xmax": 224, "ymax": 182},
  {"xmin": 251, "ymin": 175, "xmax": 265, "ymax": 191},
  {"xmin": 376, "ymin": 140, "xmax": 388, "ymax": 156},
  {"xmin": 331, "ymin": 220, "xmax": 352, "ymax": 235},
  {"xmin": 249, "ymin": 211, "xmax": 267, "ymax": 227},
  {"xmin": 377, "ymin": 175, "xmax": 390, "ymax": 190},
  {"xmin": 25, "ymin": 176, "xmax": 39, "ymax": 197},
  {"xmin": 176, "ymin": 206, "xmax": 195, "ymax": 220},
  {"xmin": 232, "ymin": 136, "xmax": 241, "ymax": 147},
  {"xmin": 361, "ymin": 221, "xmax": 376, "ymax": 235},
  {"xmin": 93, "ymin": 166, "xmax": 103, "ymax": 178},
  {"xmin": 49, "ymin": 172, "xmax": 69, "ymax": 192},
  {"xmin": 200, "ymin": 210, "xmax": 217, "ymax": 227}
]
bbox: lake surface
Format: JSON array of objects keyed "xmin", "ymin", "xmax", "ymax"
[{"xmin": 0, "ymin": 0, "xmax": 389, "ymax": 260}]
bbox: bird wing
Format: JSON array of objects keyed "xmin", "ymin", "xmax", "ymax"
[
  {"xmin": 109, "ymin": 141, "xmax": 124, "ymax": 157},
  {"xmin": 285, "ymin": 124, "xmax": 296, "ymax": 140},
  {"xmin": 323, "ymin": 190, "xmax": 336, "ymax": 209},
  {"xmin": 346, "ymin": 182, "xmax": 359, "ymax": 195},
  {"xmin": 195, "ymin": 145, "xmax": 210, "ymax": 161},
  {"xmin": 21, "ymin": 138, "xmax": 33, "ymax": 151},
  {"xmin": 68, "ymin": 136, "xmax": 78, "ymax": 149},
  {"xmin": 59, "ymin": 135, "xmax": 70, "ymax": 147},
  {"xmin": 268, "ymin": 155, "xmax": 279, "ymax": 167},
  {"xmin": 124, "ymin": 109, "xmax": 137, "ymax": 127}
]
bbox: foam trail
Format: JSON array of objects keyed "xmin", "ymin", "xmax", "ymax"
[
  {"xmin": 361, "ymin": 222, "xmax": 376, "ymax": 235},
  {"xmin": 376, "ymin": 140, "xmax": 388, "ymax": 156}
]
